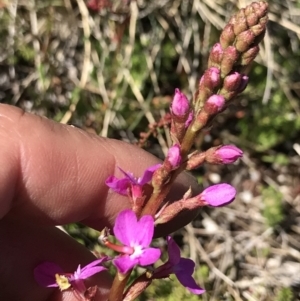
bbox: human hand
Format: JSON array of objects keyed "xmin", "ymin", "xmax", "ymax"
[{"xmin": 0, "ymin": 104, "xmax": 198, "ymax": 301}]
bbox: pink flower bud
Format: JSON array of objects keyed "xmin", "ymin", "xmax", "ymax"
[
  {"xmin": 235, "ymin": 30, "xmax": 256, "ymax": 52},
  {"xmin": 199, "ymin": 67, "xmax": 221, "ymax": 90},
  {"xmin": 206, "ymin": 94, "xmax": 225, "ymax": 113},
  {"xmin": 200, "ymin": 183, "xmax": 236, "ymax": 206},
  {"xmin": 220, "ymin": 24, "xmax": 236, "ymax": 49},
  {"xmin": 185, "ymin": 112, "xmax": 193, "ymax": 128},
  {"xmin": 220, "ymin": 46, "xmax": 240, "ymax": 77},
  {"xmin": 241, "ymin": 46, "xmax": 259, "ymax": 66},
  {"xmin": 215, "ymin": 145, "xmax": 243, "ymax": 164},
  {"xmin": 171, "ymin": 88, "xmax": 189, "ymax": 117},
  {"xmin": 208, "ymin": 43, "xmax": 224, "ymax": 66},
  {"xmin": 167, "ymin": 144, "xmax": 181, "ymax": 168},
  {"xmin": 238, "ymin": 75, "xmax": 249, "ymax": 92},
  {"xmin": 223, "ymin": 72, "xmax": 243, "ymax": 92}
]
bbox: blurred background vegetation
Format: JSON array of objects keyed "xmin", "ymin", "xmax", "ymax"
[{"xmin": 1, "ymin": 0, "xmax": 300, "ymax": 300}]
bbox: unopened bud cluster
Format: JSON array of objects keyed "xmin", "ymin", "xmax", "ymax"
[{"xmin": 147, "ymin": 1, "xmax": 267, "ymax": 219}]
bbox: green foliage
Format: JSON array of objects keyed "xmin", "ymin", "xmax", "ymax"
[
  {"xmin": 138, "ymin": 276, "xmax": 203, "ymax": 301},
  {"xmin": 261, "ymin": 186, "xmax": 284, "ymax": 227},
  {"xmin": 275, "ymin": 287, "xmax": 293, "ymax": 301},
  {"xmin": 239, "ymin": 70, "xmax": 300, "ymax": 153},
  {"xmin": 17, "ymin": 43, "xmax": 36, "ymax": 62}
]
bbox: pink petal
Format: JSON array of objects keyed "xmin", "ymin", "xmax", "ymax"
[
  {"xmin": 118, "ymin": 167, "xmax": 136, "ymax": 183},
  {"xmin": 176, "ymin": 272, "xmax": 205, "ymax": 295},
  {"xmin": 114, "ymin": 210, "xmax": 138, "ymax": 246},
  {"xmin": 175, "ymin": 258, "xmax": 205, "ymax": 294},
  {"xmin": 113, "ymin": 255, "xmax": 138, "ymax": 274},
  {"xmin": 134, "ymin": 215, "xmax": 155, "ymax": 247},
  {"xmin": 166, "ymin": 236, "xmax": 181, "ymax": 265},
  {"xmin": 79, "ymin": 258, "xmax": 108, "ymax": 279},
  {"xmin": 138, "ymin": 248, "xmax": 161, "ymax": 266},
  {"xmin": 34, "ymin": 262, "xmax": 63, "ymax": 287},
  {"xmin": 105, "ymin": 176, "xmax": 130, "ymax": 195},
  {"xmin": 138, "ymin": 164, "xmax": 161, "ymax": 185}
]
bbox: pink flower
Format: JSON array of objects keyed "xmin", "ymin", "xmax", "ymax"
[
  {"xmin": 200, "ymin": 183, "xmax": 236, "ymax": 206},
  {"xmin": 34, "ymin": 258, "xmax": 108, "ymax": 294},
  {"xmin": 112, "ymin": 210, "xmax": 161, "ymax": 274},
  {"xmin": 153, "ymin": 236, "xmax": 205, "ymax": 295},
  {"xmin": 105, "ymin": 164, "xmax": 161, "ymax": 196}
]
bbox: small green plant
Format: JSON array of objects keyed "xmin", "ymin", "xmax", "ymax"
[
  {"xmin": 261, "ymin": 186, "xmax": 284, "ymax": 227},
  {"xmin": 275, "ymin": 287, "xmax": 293, "ymax": 301}
]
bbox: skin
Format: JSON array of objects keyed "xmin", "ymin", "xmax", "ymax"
[{"xmin": 0, "ymin": 104, "xmax": 199, "ymax": 301}]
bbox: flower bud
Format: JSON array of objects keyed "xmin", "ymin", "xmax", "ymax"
[
  {"xmin": 235, "ymin": 30, "xmax": 256, "ymax": 52},
  {"xmin": 205, "ymin": 145, "xmax": 243, "ymax": 164},
  {"xmin": 240, "ymin": 45, "xmax": 259, "ymax": 66},
  {"xmin": 200, "ymin": 183, "xmax": 236, "ymax": 206},
  {"xmin": 208, "ymin": 43, "xmax": 224, "ymax": 67},
  {"xmin": 220, "ymin": 46, "xmax": 240, "ymax": 77},
  {"xmin": 220, "ymin": 24, "xmax": 236, "ymax": 49},
  {"xmin": 171, "ymin": 88, "xmax": 189, "ymax": 117},
  {"xmin": 195, "ymin": 68, "xmax": 221, "ymax": 109},
  {"xmin": 204, "ymin": 94, "xmax": 225, "ymax": 114},
  {"xmin": 223, "ymin": 72, "xmax": 243, "ymax": 92},
  {"xmin": 199, "ymin": 67, "xmax": 221, "ymax": 91},
  {"xmin": 246, "ymin": 13, "xmax": 259, "ymax": 28},
  {"xmin": 238, "ymin": 75, "xmax": 249, "ymax": 92},
  {"xmin": 166, "ymin": 144, "xmax": 181, "ymax": 169},
  {"xmin": 233, "ymin": 14, "xmax": 248, "ymax": 36},
  {"xmin": 185, "ymin": 112, "xmax": 193, "ymax": 128}
]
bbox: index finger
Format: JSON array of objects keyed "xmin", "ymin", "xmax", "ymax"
[{"xmin": 0, "ymin": 104, "xmax": 198, "ymax": 232}]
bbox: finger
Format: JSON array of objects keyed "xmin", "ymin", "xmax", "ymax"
[
  {"xmin": 0, "ymin": 104, "xmax": 199, "ymax": 232},
  {"xmin": 0, "ymin": 216, "xmax": 111, "ymax": 301}
]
